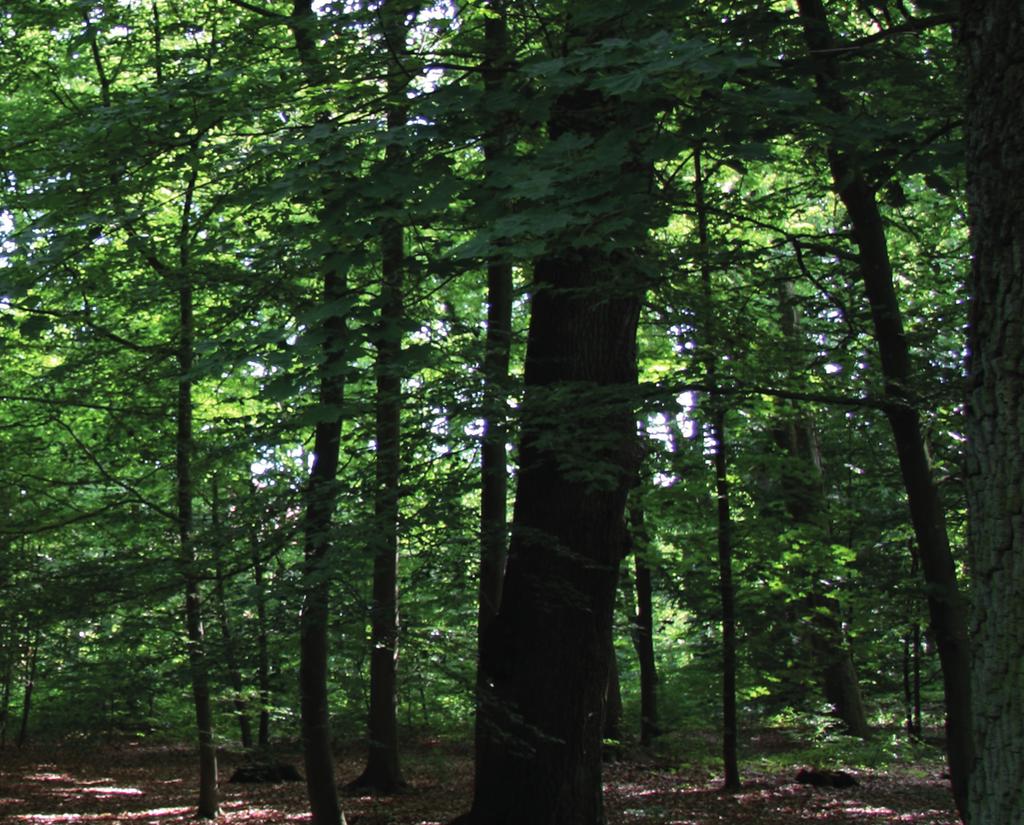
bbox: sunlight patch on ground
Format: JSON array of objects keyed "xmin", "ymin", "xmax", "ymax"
[
  {"xmin": 25, "ymin": 773, "xmax": 75, "ymax": 782},
  {"xmin": 220, "ymin": 808, "xmax": 291, "ymax": 822},
  {"xmin": 12, "ymin": 806, "xmax": 191, "ymax": 823}
]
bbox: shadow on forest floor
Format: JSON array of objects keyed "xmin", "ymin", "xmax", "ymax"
[{"xmin": 0, "ymin": 733, "xmax": 959, "ymax": 824}]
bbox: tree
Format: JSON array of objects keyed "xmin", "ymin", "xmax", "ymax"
[
  {"xmin": 962, "ymin": 2, "xmax": 1024, "ymax": 822},
  {"xmin": 349, "ymin": 0, "xmax": 419, "ymax": 794},
  {"xmin": 694, "ymin": 143, "xmax": 740, "ymax": 790},
  {"xmin": 796, "ymin": 1, "xmax": 972, "ymax": 814},
  {"xmin": 452, "ymin": 4, "xmax": 664, "ymax": 820}
]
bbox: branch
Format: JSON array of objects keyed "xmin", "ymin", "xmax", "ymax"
[
  {"xmin": 809, "ymin": 13, "xmax": 958, "ymax": 56},
  {"xmin": 225, "ymin": 0, "xmax": 288, "ymax": 20},
  {"xmin": 52, "ymin": 418, "xmax": 177, "ymax": 522},
  {"xmin": 0, "ymin": 504, "xmax": 128, "ymax": 537},
  {"xmin": 641, "ymin": 379, "xmax": 904, "ymax": 412}
]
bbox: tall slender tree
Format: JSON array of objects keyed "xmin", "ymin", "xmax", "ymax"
[
  {"xmin": 287, "ymin": 2, "xmax": 350, "ymax": 821},
  {"xmin": 349, "ymin": 0, "xmax": 420, "ymax": 795},
  {"xmin": 175, "ymin": 144, "xmax": 220, "ymax": 820},
  {"xmin": 694, "ymin": 144, "xmax": 741, "ymax": 791},
  {"xmin": 796, "ymin": 1, "xmax": 972, "ymax": 814}
]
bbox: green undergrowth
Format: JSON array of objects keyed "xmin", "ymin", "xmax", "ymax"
[{"xmin": 646, "ymin": 720, "xmax": 948, "ymax": 778}]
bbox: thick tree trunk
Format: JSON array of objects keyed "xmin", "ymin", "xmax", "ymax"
[
  {"xmin": 962, "ymin": 3, "xmax": 1024, "ymax": 823},
  {"xmin": 796, "ymin": 2, "xmax": 972, "ymax": 815},
  {"xmin": 454, "ymin": 110, "xmax": 648, "ymax": 825},
  {"xmin": 462, "ymin": 251, "xmax": 641, "ymax": 825},
  {"xmin": 449, "ymin": 4, "xmax": 662, "ymax": 819},
  {"xmin": 628, "ymin": 507, "xmax": 659, "ymax": 747}
]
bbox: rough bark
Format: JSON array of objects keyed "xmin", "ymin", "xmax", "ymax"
[
  {"xmin": 962, "ymin": 2, "xmax": 1024, "ymax": 822},
  {"xmin": 796, "ymin": 1, "xmax": 972, "ymax": 815}
]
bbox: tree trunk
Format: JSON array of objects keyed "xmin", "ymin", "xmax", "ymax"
[
  {"xmin": 711, "ymin": 407, "xmax": 741, "ymax": 791},
  {"xmin": 296, "ymin": 268, "xmax": 347, "ymax": 825},
  {"xmin": 477, "ymin": 0, "xmax": 513, "ymax": 680},
  {"xmin": 287, "ymin": 5, "xmax": 352, "ymax": 822},
  {"xmin": 629, "ymin": 507, "xmax": 659, "ymax": 747},
  {"xmin": 211, "ymin": 477, "xmax": 253, "ymax": 750},
  {"xmin": 603, "ymin": 635, "xmax": 623, "ymax": 761},
  {"xmin": 0, "ymin": 623, "xmax": 14, "ymax": 750},
  {"xmin": 903, "ymin": 623, "xmax": 922, "ymax": 739},
  {"xmin": 962, "ymin": 3, "xmax": 1024, "ymax": 822},
  {"xmin": 349, "ymin": 0, "xmax": 417, "ymax": 796},
  {"xmin": 16, "ymin": 635, "xmax": 37, "ymax": 750},
  {"xmin": 453, "ymin": 67, "xmax": 650, "ymax": 825},
  {"xmin": 176, "ymin": 157, "xmax": 219, "ymax": 820},
  {"xmin": 473, "ymin": 0, "xmax": 516, "ymax": 778},
  {"xmin": 796, "ymin": 2, "xmax": 972, "ymax": 815},
  {"xmin": 249, "ymin": 484, "xmax": 272, "ymax": 749},
  {"xmin": 694, "ymin": 145, "xmax": 740, "ymax": 791}
]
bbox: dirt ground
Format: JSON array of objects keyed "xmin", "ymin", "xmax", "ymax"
[{"xmin": 0, "ymin": 739, "xmax": 960, "ymax": 824}]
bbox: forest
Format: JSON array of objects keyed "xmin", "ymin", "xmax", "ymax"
[{"xmin": 0, "ymin": 1, "xmax": 1020, "ymax": 824}]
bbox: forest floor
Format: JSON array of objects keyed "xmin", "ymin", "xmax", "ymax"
[{"xmin": 0, "ymin": 731, "xmax": 960, "ymax": 824}]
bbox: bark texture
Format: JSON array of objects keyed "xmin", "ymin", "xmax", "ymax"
[
  {"xmin": 455, "ymin": 27, "xmax": 653, "ymax": 819},
  {"xmin": 963, "ymin": 2, "xmax": 1024, "ymax": 822}
]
